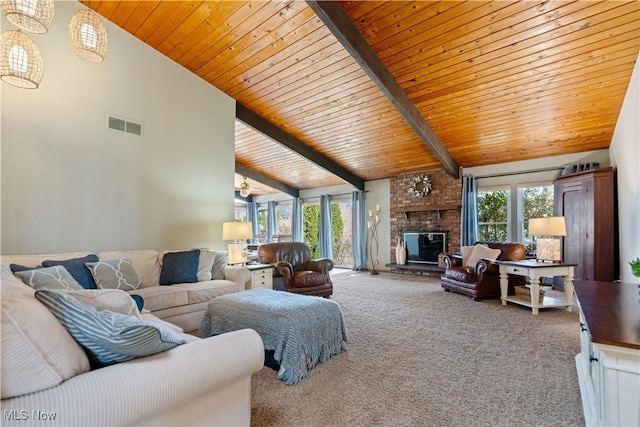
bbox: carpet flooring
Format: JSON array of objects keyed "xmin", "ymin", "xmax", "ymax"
[{"xmin": 250, "ymin": 271, "xmax": 584, "ymax": 427}]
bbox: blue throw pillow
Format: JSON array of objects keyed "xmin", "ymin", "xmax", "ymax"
[
  {"xmin": 42, "ymin": 255, "xmax": 99, "ymax": 289},
  {"xmin": 159, "ymin": 249, "xmax": 200, "ymax": 285},
  {"xmin": 34, "ymin": 290, "xmax": 187, "ymax": 366},
  {"xmin": 130, "ymin": 294, "xmax": 144, "ymax": 312},
  {"xmin": 9, "ymin": 263, "xmax": 42, "ymax": 273}
]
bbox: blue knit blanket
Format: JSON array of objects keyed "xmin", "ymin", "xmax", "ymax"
[{"xmin": 199, "ymin": 289, "xmax": 348, "ymax": 384}]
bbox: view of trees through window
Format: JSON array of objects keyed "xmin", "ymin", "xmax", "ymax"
[
  {"xmin": 520, "ymin": 185, "xmax": 554, "ymax": 243},
  {"xmin": 302, "ymin": 202, "xmax": 353, "ymax": 268},
  {"xmin": 478, "ymin": 188, "xmax": 510, "ymax": 241},
  {"xmin": 477, "ymin": 184, "xmax": 554, "ymax": 246},
  {"xmin": 275, "ymin": 204, "xmax": 292, "ymax": 237}
]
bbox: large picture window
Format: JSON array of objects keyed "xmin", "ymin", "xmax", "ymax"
[
  {"xmin": 301, "ymin": 198, "xmax": 353, "ymax": 268},
  {"xmin": 477, "ymin": 186, "xmax": 510, "ymax": 241},
  {"xmin": 518, "ymin": 183, "xmax": 554, "ymax": 247},
  {"xmin": 274, "ymin": 202, "xmax": 292, "ymax": 240}
]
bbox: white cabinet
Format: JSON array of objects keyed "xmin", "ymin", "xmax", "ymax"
[
  {"xmin": 245, "ymin": 265, "xmax": 273, "ymax": 290},
  {"xmin": 575, "ymin": 283, "xmax": 640, "ymax": 427}
]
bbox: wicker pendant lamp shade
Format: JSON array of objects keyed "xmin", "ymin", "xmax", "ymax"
[
  {"xmin": 0, "ymin": 29, "xmax": 43, "ymax": 89},
  {"xmin": 0, "ymin": 0, "xmax": 54, "ymax": 34},
  {"xmin": 68, "ymin": 9, "xmax": 108, "ymax": 63}
]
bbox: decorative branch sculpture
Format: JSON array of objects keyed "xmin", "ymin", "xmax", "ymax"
[{"xmin": 368, "ymin": 204, "xmax": 381, "ymax": 275}]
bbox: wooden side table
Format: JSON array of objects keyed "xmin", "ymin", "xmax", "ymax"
[
  {"xmin": 245, "ymin": 264, "xmax": 273, "ymax": 290},
  {"xmin": 496, "ymin": 259, "xmax": 576, "ymax": 314}
]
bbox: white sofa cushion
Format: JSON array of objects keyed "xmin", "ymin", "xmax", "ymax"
[
  {"xmin": 171, "ymin": 280, "xmax": 240, "ymax": 304},
  {"xmin": 1, "ymin": 252, "xmax": 93, "ymax": 269},
  {"xmin": 1, "ymin": 272, "xmax": 90, "ymax": 399},
  {"xmin": 127, "ymin": 285, "xmax": 189, "ymax": 312},
  {"xmin": 98, "ymin": 250, "xmax": 160, "ymax": 288}
]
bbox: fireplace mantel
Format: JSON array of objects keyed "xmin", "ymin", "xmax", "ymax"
[
  {"xmin": 390, "ymin": 204, "xmax": 461, "ymax": 213},
  {"xmin": 391, "ymin": 204, "xmax": 461, "ymax": 220}
]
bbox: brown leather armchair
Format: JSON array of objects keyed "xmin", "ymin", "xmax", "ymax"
[
  {"xmin": 439, "ymin": 241, "xmax": 527, "ymax": 300},
  {"xmin": 257, "ymin": 242, "xmax": 333, "ymax": 297}
]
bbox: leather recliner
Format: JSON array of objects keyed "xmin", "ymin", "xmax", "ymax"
[
  {"xmin": 439, "ymin": 241, "xmax": 527, "ymax": 300},
  {"xmin": 257, "ymin": 242, "xmax": 333, "ymax": 297}
]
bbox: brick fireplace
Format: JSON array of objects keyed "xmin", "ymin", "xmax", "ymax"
[{"xmin": 389, "ymin": 169, "xmax": 462, "ymax": 269}]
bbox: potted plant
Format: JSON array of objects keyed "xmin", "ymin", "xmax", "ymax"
[{"xmin": 630, "ymin": 258, "xmax": 640, "ymax": 278}]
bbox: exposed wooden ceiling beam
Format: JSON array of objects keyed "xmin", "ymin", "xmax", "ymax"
[
  {"xmin": 235, "ymin": 164, "xmax": 300, "ymax": 198},
  {"xmin": 236, "ymin": 102, "xmax": 365, "ymax": 190},
  {"xmin": 305, "ymin": 0, "xmax": 460, "ymax": 179}
]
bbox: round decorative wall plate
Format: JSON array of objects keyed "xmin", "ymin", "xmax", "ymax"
[{"xmin": 408, "ymin": 175, "xmax": 432, "ymax": 198}]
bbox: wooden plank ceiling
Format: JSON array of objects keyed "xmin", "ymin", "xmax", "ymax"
[{"xmin": 82, "ymin": 1, "xmax": 640, "ymax": 195}]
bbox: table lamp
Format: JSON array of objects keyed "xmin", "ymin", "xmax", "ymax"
[
  {"xmin": 222, "ymin": 221, "xmax": 253, "ymax": 264},
  {"xmin": 528, "ymin": 216, "xmax": 566, "ymax": 263}
]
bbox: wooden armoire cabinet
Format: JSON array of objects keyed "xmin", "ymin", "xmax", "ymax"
[{"xmin": 554, "ymin": 167, "xmax": 618, "ymax": 285}]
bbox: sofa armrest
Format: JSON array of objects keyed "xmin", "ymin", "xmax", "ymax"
[
  {"xmin": 222, "ymin": 265, "xmax": 251, "ymax": 291},
  {"xmin": 441, "ymin": 253, "xmax": 463, "ymax": 269},
  {"xmin": 474, "ymin": 259, "xmax": 491, "ymax": 279},
  {"xmin": 305, "ymin": 258, "xmax": 334, "ymax": 273},
  {"xmin": 274, "ymin": 261, "xmax": 294, "ymax": 281},
  {"xmin": 0, "ymin": 329, "xmax": 264, "ymax": 427},
  {"xmin": 481, "ymin": 259, "xmax": 499, "ymax": 275}
]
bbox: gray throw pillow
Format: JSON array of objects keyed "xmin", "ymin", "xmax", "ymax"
[
  {"xmin": 211, "ymin": 251, "xmax": 228, "ymax": 280},
  {"xmin": 85, "ymin": 259, "xmax": 141, "ymax": 291},
  {"xmin": 14, "ymin": 266, "xmax": 84, "ymax": 291}
]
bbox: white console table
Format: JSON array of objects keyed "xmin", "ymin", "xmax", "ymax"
[{"xmin": 496, "ymin": 259, "xmax": 576, "ymax": 314}]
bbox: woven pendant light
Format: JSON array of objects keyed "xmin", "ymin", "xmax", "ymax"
[
  {"xmin": 0, "ymin": 29, "xmax": 43, "ymax": 89},
  {"xmin": 68, "ymin": 9, "xmax": 108, "ymax": 63},
  {"xmin": 0, "ymin": 0, "xmax": 54, "ymax": 34}
]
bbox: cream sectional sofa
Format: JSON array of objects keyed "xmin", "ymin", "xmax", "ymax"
[
  {"xmin": 0, "ymin": 269, "xmax": 264, "ymax": 426},
  {"xmin": 2, "ymin": 249, "xmax": 251, "ymax": 333}
]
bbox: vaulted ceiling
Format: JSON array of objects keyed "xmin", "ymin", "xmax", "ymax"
[{"xmin": 82, "ymin": 1, "xmax": 640, "ymax": 196}]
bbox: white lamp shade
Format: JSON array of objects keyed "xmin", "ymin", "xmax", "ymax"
[
  {"xmin": 222, "ymin": 221, "xmax": 253, "ymax": 241},
  {"xmin": 529, "ymin": 216, "xmax": 566, "ymax": 237}
]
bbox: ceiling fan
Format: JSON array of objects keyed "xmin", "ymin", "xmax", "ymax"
[
  {"xmin": 239, "ymin": 176, "xmax": 251, "ymax": 197},
  {"xmin": 237, "ymin": 176, "xmax": 266, "ymax": 197}
]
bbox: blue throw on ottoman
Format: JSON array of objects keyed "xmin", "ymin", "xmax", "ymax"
[{"xmin": 199, "ymin": 289, "xmax": 348, "ymax": 385}]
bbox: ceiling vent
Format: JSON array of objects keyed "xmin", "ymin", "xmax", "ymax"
[{"xmin": 107, "ymin": 115, "xmax": 142, "ymax": 136}]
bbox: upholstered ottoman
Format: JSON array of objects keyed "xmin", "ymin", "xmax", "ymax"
[{"xmin": 199, "ymin": 289, "xmax": 347, "ymax": 384}]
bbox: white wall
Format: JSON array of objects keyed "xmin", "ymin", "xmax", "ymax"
[
  {"xmin": 1, "ymin": 1, "xmax": 236, "ymax": 254},
  {"xmin": 610, "ymin": 51, "xmax": 640, "ymax": 283}
]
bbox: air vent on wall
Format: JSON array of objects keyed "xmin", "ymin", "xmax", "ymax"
[{"xmin": 107, "ymin": 115, "xmax": 143, "ymax": 136}]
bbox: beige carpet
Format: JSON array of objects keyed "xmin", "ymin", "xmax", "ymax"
[{"xmin": 250, "ymin": 272, "xmax": 584, "ymax": 427}]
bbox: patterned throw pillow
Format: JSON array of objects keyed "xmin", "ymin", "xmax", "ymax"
[
  {"xmin": 14, "ymin": 266, "xmax": 84, "ymax": 291},
  {"xmin": 159, "ymin": 249, "xmax": 200, "ymax": 285},
  {"xmin": 34, "ymin": 290, "xmax": 187, "ymax": 366},
  {"xmin": 85, "ymin": 259, "xmax": 141, "ymax": 291},
  {"xmin": 42, "ymin": 254, "xmax": 99, "ymax": 289}
]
